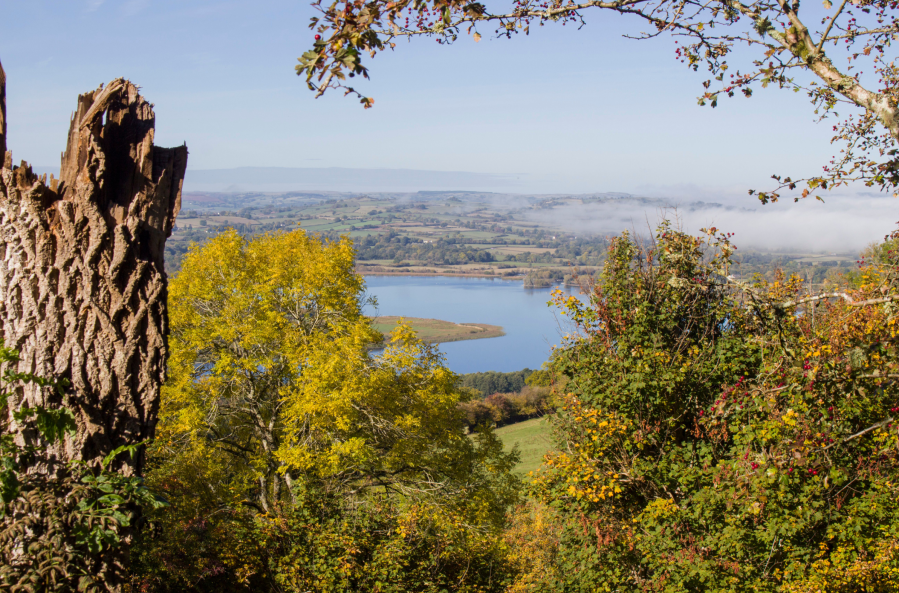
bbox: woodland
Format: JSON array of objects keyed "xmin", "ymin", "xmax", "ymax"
[{"xmin": 3, "ymin": 0, "xmax": 899, "ymax": 590}]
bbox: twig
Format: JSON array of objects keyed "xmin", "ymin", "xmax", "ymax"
[
  {"xmin": 816, "ymin": 0, "xmax": 850, "ymax": 53},
  {"xmin": 823, "ymin": 416, "xmax": 894, "ymax": 451}
]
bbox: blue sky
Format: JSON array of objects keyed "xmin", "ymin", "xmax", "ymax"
[{"xmin": 0, "ymin": 0, "xmax": 854, "ymax": 198}]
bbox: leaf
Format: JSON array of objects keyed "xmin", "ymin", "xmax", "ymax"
[
  {"xmin": 101, "ymin": 441, "xmax": 145, "ymax": 469},
  {"xmin": 111, "ymin": 511, "xmax": 131, "ymax": 526},
  {"xmin": 96, "ymin": 494, "xmax": 125, "ymax": 505},
  {"xmin": 823, "ymin": 0, "xmax": 832, "ymax": 7},
  {"xmin": 473, "ymin": 32, "xmax": 481, "ymax": 42}
]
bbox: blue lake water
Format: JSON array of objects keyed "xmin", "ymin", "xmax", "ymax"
[{"xmin": 363, "ymin": 275, "xmax": 585, "ymax": 374}]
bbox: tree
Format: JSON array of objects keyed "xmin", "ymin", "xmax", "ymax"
[
  {"xmin": 0, "ymin": 71, "xmax": 187, "ymax": 476},
  {"xmin": 0, "ymin": 69, "xmax": 186, "ymax": 590},
  {"xmin": 519, "ymin": 223, "xmax": 899, "ymax": 591},
  {"xmin": 299, "ymin": 0, "xmax": 899, "ymax": 200},
  {"xmin": 0, "ymin": 61, "xmax": 7, "ymax": 159},
  {"xmin": 136, "ymin": 228, "xmax": 520, "ymax": 590}
]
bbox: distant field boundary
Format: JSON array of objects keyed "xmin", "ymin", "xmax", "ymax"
[{"xmin": 360, "ymin": 270, "xmax": 586, "ymax": 290}]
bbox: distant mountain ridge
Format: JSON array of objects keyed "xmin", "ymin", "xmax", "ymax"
[
  {"xmin": 178, "ymin": 190, "xmax": 663, "ymax": 213},
  {"xmin": 182, "ymin": 166, "xmax": 518, "ymax": 193}
]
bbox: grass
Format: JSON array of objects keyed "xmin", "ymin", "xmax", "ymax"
[
  {"xmin": 370, "ymin": 316, "xmax": 504, "ymax": 344},
  {"xmin": 494, "ymin": 417, "xmax": 553, "ymax": 475}
]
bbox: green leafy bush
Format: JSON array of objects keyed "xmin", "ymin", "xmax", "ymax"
[
  {"xmin": 459, "ymin": 386, "xmax": 553, "ymax": 429},
  {"xmin": 523, "ymin": 224, "xmax": 899, "ymax": 592}
]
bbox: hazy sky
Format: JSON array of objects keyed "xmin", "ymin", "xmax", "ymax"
[{"xmin": 1, "ymin": 0, "xmax": 852, "ymax": 201}]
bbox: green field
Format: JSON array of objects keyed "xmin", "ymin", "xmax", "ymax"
[
  {"xmin": 494, "ymin": 417, "xmax": 553, "ymax": 475},
  {"xmin": 370, "ymin": 316, "xmax": 504, "ymax": 344}
]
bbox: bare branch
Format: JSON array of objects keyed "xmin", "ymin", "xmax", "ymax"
[
  {"xmin": 776, "ymin": 293, "xmax": 899, "ymax": 310},
  {"xmin": 816, "ymin": 0, "xmax": 850, "ymax": 53},
  {"xmin": 823, "ymin": 416, "xmax": 894, "ymax": 450}
]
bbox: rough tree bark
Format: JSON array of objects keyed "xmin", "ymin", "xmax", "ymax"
[
  {"xmin": 0, "ymin": 62, "xmax": 6, "ymax": 159},
  {"xmin": 0, "ymin": 68, "xmax": 187, "ymax": 477}
]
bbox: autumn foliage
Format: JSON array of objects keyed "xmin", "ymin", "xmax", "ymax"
[
  {"xmin": 516, "ymin": 224, "xmax": 899, "ymax": 591},
  {"xmin": 131, "ymin": 229, "xmax": 520, "ymax": 591},
  {"xmin": 122, "ymin": 222, "xmax": 899, "ymax": 592}
]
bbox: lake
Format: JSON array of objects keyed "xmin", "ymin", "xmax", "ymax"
[{"xmin": 363, "ymin": 275, "xmax": 586, "ymax": 374}]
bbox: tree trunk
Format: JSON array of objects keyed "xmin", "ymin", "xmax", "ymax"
[
  {"xmin": 0, "ymin": 61, "xmax": 7, "ymax": 159},
  {"xmin": 0, "ymin": 72, "xmax": 187, "ymax": 476}
]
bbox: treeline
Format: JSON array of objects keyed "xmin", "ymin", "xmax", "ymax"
[
  {"xmin": 522, "ymin": 269, "xmax": 567, "ymax": 288},
  {"xmin": 352, "ymin": 232, "xmax": 496, "ymax": 264},
  {"xmin": 735, "ymin": 250, "xmax": 857, "ymax": 286},
  {"xmin": 459, "ymin": 386, "xmax": 552, "ymax": 429},
  {"xmin": 458, "ymin": 369, "xmax": 554, "ymax": 428},
  {"xmin": 553, "ymin": 236, "xmax": 609, "ymax": 265},
  {"xmin": 350, "ymin": 232, "xmax": 612, "ymax": 268},
  {"xmin": 459, "ymin": 369, "xmax": 535, "ymax": 395}
]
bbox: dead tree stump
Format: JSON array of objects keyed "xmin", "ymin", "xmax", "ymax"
[
  {"xmin": 0, "ymin": 67, "xmax": 187, "ymax": 477},
  {"xmin": 0, "ymin": 61, "xmax": 6, "ymax": 158}
]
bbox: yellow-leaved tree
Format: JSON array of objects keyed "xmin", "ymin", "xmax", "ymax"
[{"xmin": 135, "ymin": 229, "xmax": 520, "ymax": 592}]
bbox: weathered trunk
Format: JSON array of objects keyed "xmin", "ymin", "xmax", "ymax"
[
  {"xmin": 0, "ymin": 72, "xmax": 187, "ymax": 477},
  {"xmin": 0, "ymin": 61, "xmax": 7, "ymax": 158}
]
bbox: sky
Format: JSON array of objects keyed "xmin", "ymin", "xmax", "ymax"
[{"xmin": 0, "ymin": 0, "xmax": 895, "ymax": 250}]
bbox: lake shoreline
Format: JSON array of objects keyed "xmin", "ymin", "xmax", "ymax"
[
  {"xmin": 359, "ymin": 270, "xmax": 588, "ymax": 289},
  {"xmin": 364, "ymin": 275, "xmax": 584, "ymax": 373}
]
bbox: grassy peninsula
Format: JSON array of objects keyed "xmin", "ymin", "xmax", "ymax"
[{"xmin": 370, "ymin": 316, "xmax": 504, "ymax": 344}]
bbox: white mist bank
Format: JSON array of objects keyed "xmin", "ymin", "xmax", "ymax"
[{"xmin": 523, "ymin": 195, "xmax": 897, "ymax": 253}]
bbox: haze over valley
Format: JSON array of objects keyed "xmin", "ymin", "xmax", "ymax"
[{"xmin": 167, "ymin": 166, "xmax": 882, "ymax": 282}]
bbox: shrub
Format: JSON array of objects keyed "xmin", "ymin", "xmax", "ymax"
[
  {"xmin": 460, "ymin": 386, "xmax": 553, "ymax": 430},
  {"xmin": 522, "ymin": 223, "xmax": 899, "ymax": 592},
  {"xmin": 0, "ymin": 344, "xmax": 163, "ymax": 592}
]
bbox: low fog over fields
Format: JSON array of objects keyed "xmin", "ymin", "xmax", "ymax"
[{"xmin": 177, "ymin": 165, "xmax": 894, "ymax": 255}]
